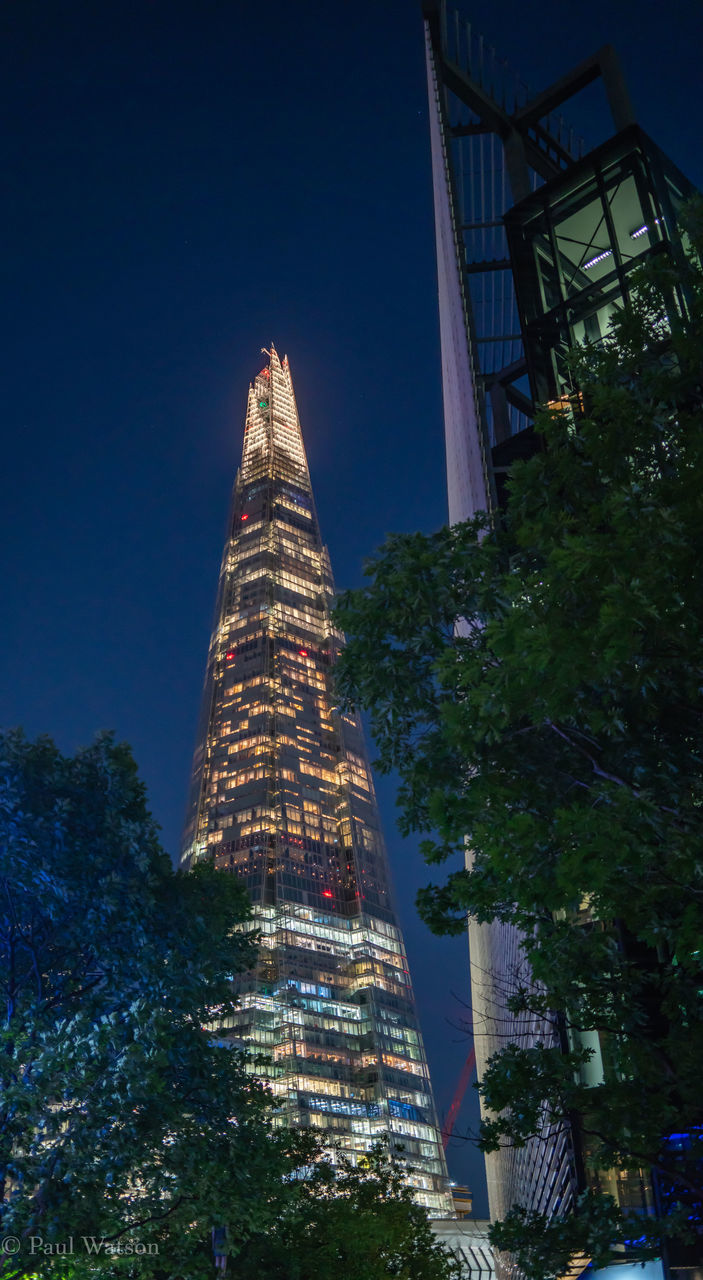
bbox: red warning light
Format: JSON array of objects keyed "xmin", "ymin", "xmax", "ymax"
[
  {"xmin": 241, "ymin": 513, "xmax": 249, "ymax": 521},
  {"xmin": 298, "ymin": 648, "xmax": 308, "ymax": 657},
  {"xmin": 322, "ymin": 890, "xmax": 333, "ymax": 898},
  {"xmin": 226, "ymin": 651, "xmax": 235, "ymax": 660}
]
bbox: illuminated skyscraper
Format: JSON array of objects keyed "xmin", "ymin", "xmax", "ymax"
[{"xmin": 182, "ymin": 345, "xmax": 452, "ymax": 1216}]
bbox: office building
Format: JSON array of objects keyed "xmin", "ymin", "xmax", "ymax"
[
  {"xmin": 182, "ymin": 344, "xmax": 453, "ymax": 1216},
  {"xmin": 422, "ymin": 1, "xmax": 695, "ymax": 1273}
]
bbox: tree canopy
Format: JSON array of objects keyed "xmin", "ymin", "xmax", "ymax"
[
  {"xmin": 0, "ymin": 731, "xmax": 458, "ymax": 1279},
  {"xmin": 334, "ymin": 210, "xmax": 703, "ymax": 1276},
  {"xmin": 232, "ymin": 1142, "xmax": 460, "ymax": 1280},
  {"xmin": 0, "ymin": 730, "xmax": 314, "ymax": 1277}
]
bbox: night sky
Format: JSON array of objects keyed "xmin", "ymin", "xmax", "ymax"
[{"xmin": 3, "ymin": 0, "xmax": 702, "ymax": 1215}]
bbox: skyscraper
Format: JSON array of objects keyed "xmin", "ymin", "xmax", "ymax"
[
  {"xmin": 423, "ymin": 2, "xmax": 695, "ymax": 1274},
  {"xmin": 182, "ymin": 345, "xmax": 452, "ymax": 1217},
  {"xmin": 423, "ymin": 3, "xmax": 582, "ymax": 1242}
]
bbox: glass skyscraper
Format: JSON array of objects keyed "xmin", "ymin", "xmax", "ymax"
[{"xmin": 182, "ymin": 345, "xmax": 452, "ymax": 1216}]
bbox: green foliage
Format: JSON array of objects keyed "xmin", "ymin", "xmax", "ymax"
[
  {"xmin": 0, "ymin": 730, "xmax": 315, "ymax": 1278},
  {"xmin": 334, "ymin": 207, "xmax": 703, "ymax": 1273},
  {"xmin": 230, "ymin": 1141, "xmax": 460, "ymax": 1280},
  {"xmin": 0, "ymin": 734, "xmax": 457, "ymax": 1280},
  {"xmin": 476, "ymin": 1043, "xmax": 592, "ymax": 1155},
  {"xmin": 489, "ymin": 1191, "xmax": 632, "ymax": 1278}
]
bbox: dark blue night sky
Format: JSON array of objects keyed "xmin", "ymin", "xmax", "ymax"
[{"xmin": 3, "ymin": 0, "xmax": 702, "ymax": 1214}]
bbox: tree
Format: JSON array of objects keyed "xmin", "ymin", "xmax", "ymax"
[
  {"xmin": 0, "ymin": 732, "xmax": 458, "ymax": 1280},
  {"xmin": 333, "ymin": 209, "xmax": 703, "ymax": 1277},
  {"xmin": 0, "ymin": 730, "xmax": 315, "ymax": 1278},
  {"xmin": 230, "ymin": 1141, "xmax": 460, "ymax": 1280}
]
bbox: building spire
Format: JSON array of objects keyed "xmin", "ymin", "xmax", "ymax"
[{"xmin": 181, "ymin": 349, "xmax": 453, "ymax": 1217}]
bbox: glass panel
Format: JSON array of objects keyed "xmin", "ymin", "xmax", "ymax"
[
  {"xmin": 663, "ymin": 174, "xmax": 696, "ymax": 262},
  {"xmin": 570, "ymin": 292, "xmax": 624, "ymax": 348},
  {"xmin": 525, "ymin": 313, "xmax": 570, "ymax": 405},
  {"xmin": 551, "ymin": 179, "xmax": 613, "ymax": 298},
  {"xmin": 664, "ymin": 172, "xmax": 688, "ymax": 215},
  {"xmin": 534, "ymin": 231, "xmax": 562, "ymax": 311},
  {"xmin": 607, "ymin": 170, "xmax": 654, "ymax": 265}
]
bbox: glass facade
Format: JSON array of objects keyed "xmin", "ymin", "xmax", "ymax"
[
  {"xmin": 505, "ymin": 125, "xmax": 694, "ymax": 404},
  {"xmin": 182, "ymin": 346, "xmax": 453, "ymax": 1216}
]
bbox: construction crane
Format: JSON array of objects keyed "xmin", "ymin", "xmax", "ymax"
[{"xmin": 441, "ymin": 1046, "xmax": 476, "ymax": 1150}]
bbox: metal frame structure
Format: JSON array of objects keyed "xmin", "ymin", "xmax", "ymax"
[
  {"xmin": 424, "ymin": 5, "xmax": 698, "ymax": 1277},
  {"xmin": 423, "ymin": 0, "xmax": 634, "ymax": 497},
  {"xmin": 421, "ymin": 4, "xmax": 676, "ymax": 1273}
]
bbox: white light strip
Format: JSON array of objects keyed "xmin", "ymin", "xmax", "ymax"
[
  {"xmin": 630, "ymin": 217, "xmax": 661, "ymax": 240},
  {"xmin": 584, "ymin": 249, "xmax": 613, "ymax": 270}
]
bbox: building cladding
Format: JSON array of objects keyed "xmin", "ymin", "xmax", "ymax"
[
  {"xmin": 423, "ymin": 3, "xmax": 695, "ymax": 1275},
  {"xmin": 423, "ymin": 3, "xmax": 580, "ymax": 1245},
  {"xmin": 432, "ymin": 1220, "xmax": 496, "ymax": 1279},
  {"xmin": 182, "ymin": 345, "xmax": 453, "ymax": 1216}
]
